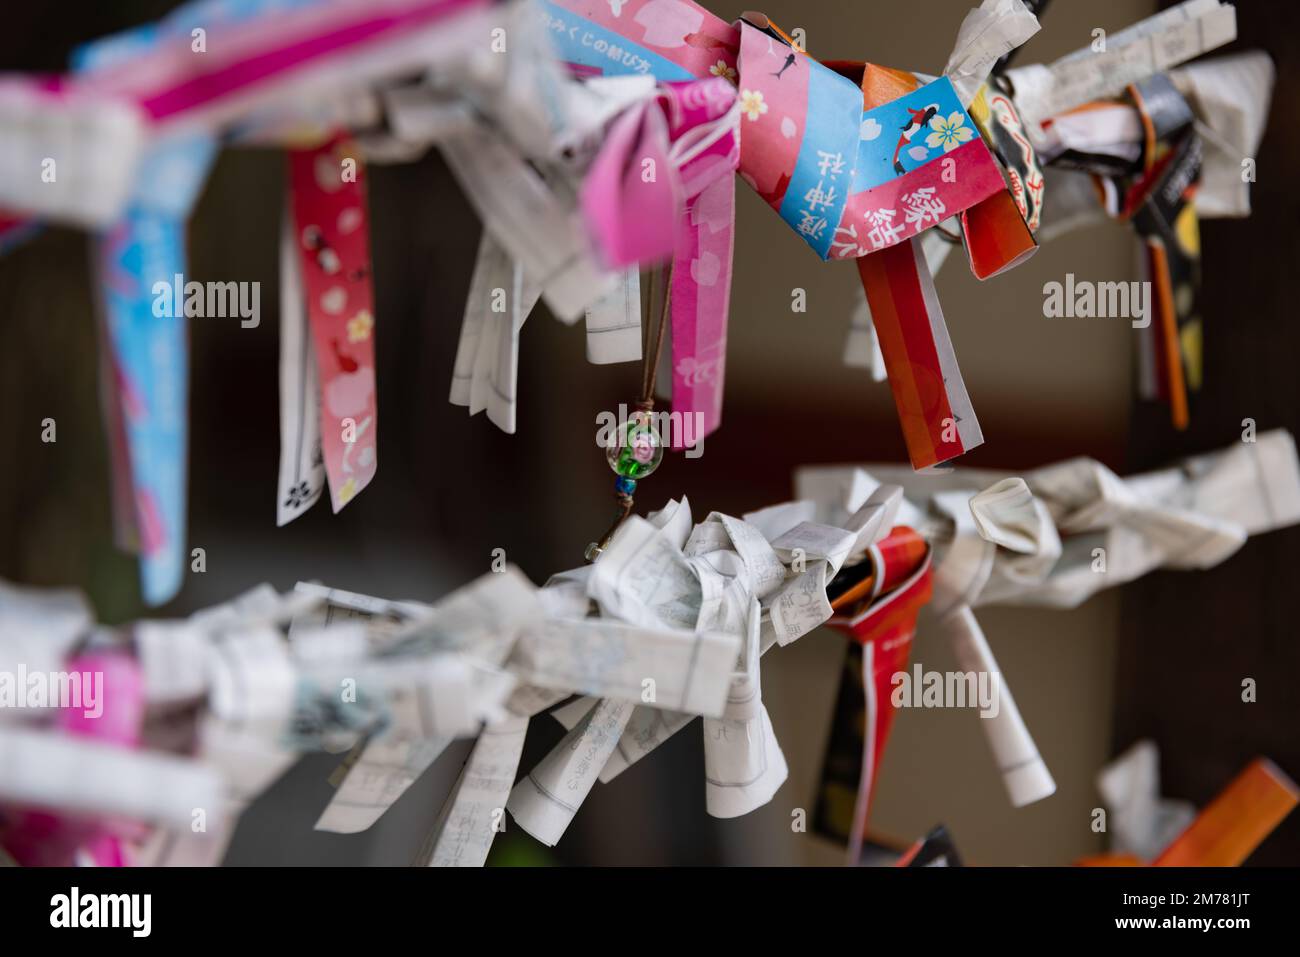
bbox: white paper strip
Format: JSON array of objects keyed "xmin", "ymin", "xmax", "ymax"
[
  {"xmin": 506, "ymin": 696, "xmax": 632, "ymax": 846},
  {"xmin": 0, "ymin": 726, "xmax": 220, "ymax": 828},
  {"xmin": 0, "ymin": 85, "xmax": 145, "ymax": 226},
  {"xmin": 941, "ymin": 606, "xmax": 1055, "ymax": 807},
  {"xmin": 276, "ymin": 201, "xmax": 325, "ymax": 526},
  {"xmin": 1009, "ymin": 0, "xmax": 1237, "ymax": 127},
  {"xmin": 584, "ymin": 267, "xmax": 642, "ymax": 365},
  {"xmin": 439, "ymin": 125, "xmax": 611, "ymax": 322},
  {"xmin": 451, "ymin": 232, "xmax": 541, "ymax": 434},
  {"xmin": 135, "ymin": 620, "xmax": 211, "ymax": 704},
  {"xmin": 420, "ymin": 715, "xmax": 529, "ymax": 867},
  {"xmin": 510, "ymin": 617, "xmax": 738, "ymax": 718},
  {"xmin": 313, "ymin": 681, "xmax": 453, "ymax": 834},
  {"xmin": 703, "ymin": 599, "xmax": 787, "ymax": 817},
  {"xmin": 943, "ymin": 0, "xmax": 1041, "ymax": 108}
]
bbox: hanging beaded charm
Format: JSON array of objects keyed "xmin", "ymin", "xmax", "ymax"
[
  {"xmin": 607, "ymin": 406, "xmax": 664, "ymax": 486},
  {"xmin": 585, "ymin": 267, "xmax": 672, "ymax": 562},
  {"xmin": 585, "ymin": 406, "xmax": 664, "ymax": 562}
]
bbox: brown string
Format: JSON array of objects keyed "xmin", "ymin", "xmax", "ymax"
[
  {"xmin": 588, "ymin": 262, "xmax": 673, "ymax": 560},
  {"xmin": 590, "ymin": 496, "xmax": 636, "ymax": 558},
  {"xmin": 641, "ymin": 264, "xmax": 672, "ymax": 406}
]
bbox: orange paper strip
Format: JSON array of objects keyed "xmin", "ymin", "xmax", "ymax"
[
  {"xmin": 1148, "ymin": 240, "xmax": 1189, "ymax": 431},
  {"xmin": 962, "ymin": 189, "xmax": 1038, "ymax": 280},
  {"xmin": 1154, "ymin": 758, "xmax": 1299, "ymax": 867}
]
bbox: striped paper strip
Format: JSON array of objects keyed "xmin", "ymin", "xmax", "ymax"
[{"xmin": 857, "ymin": 238, "xmax": 982, "ymax": 469}]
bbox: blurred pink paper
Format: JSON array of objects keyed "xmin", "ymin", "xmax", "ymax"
[{"xmin": 0, "ymin": 651, "xmax": 145, "ymax": 866}]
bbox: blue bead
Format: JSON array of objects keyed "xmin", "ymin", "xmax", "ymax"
[{"xmin": 615, "ymin": 475, "xmax": 637, "ymax": 495}]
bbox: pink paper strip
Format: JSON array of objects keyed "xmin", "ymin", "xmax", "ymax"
[
  {"xmin": 579, "ymin": 77, "xmax": 738, "ymax": 449},
  {"xmin": 670, "ymin": 174, "xmax": 735, "ymax": 448},
  {"xmin": 0, "ymin": 652, "xmax": 145, "ymax": 867},
  {"xmin": 77, "ymin": 0, "xmax": 485, "ymax": 122}
]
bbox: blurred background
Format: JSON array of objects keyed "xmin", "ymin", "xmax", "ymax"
[{"xmin": 2, "ymin": 0, "xmax": 1297, "ymax": 865}]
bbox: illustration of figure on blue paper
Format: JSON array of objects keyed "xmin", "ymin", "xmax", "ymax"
[{"xmin": 892, "ymin": 103, "xmax": 940, "ymax": 174}]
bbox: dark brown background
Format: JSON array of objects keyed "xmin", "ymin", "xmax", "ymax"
[{"xmin": 1112, "ymin": 0, "xmax": 1300, "ymax": 866}]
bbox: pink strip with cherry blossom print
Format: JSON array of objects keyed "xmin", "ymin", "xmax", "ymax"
[{"xmin": 288, "ymin": 135, "xmax": 378, "ymax": 512}]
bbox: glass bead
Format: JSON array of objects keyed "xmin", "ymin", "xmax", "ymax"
[
  {"xmin": 606, "ymin": 410, "xmax": 663, "ymax": 479},
  {"xmin": 615, "ymin": 475, "xmax": 637, "ymax": 496}
]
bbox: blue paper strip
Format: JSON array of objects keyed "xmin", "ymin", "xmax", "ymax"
[
  {"xmin": 776, "ymin": 57, "xmax": 861, "ymax": 260},
  {"xmin": 95, "ymin": 135, "xmax": 216, "ymax": 606},
  {"xmin": 852, "ymin": 76, "xmax": 972, "ymax": 193}
]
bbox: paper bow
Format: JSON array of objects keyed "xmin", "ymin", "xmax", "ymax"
[
  {"xmin": 794, "ymin": 427, "xmax": 1300, "ymax": 818},
  {"xmin": 583, "ymin": 78, "xmax": 741, "ymax": 446},
  {"xmin": 581, "ymin": 77, "xmax": 739, "ymax": 268},
  {"xmin": 543, "ymin": 0, "xmax": 1042, "ymax": 468}
]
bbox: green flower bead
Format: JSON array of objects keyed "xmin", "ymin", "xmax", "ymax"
[{"xmin": 606, "ymin": 410, "xmax": 663, "ymax": 479}]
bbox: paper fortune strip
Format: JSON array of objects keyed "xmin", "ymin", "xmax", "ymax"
[{"xmin": 286, "ymin": 134, "xmax": 380, "ymax": 514}]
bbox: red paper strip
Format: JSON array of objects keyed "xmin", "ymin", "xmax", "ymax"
[
  {"xmin": 858, "ymin": 239, "xmax": 982, "ymax": 469},
  {"xmin": 825, "ymin": 539, "xmax": 933, "ymax": 855},
  {"xmin": 961, "ymin": 189, "xmax": 1038, "ymax": 280},
  {"xmin": 288, "ymin": 135, "xmax": 378, "ymax": 511}
]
